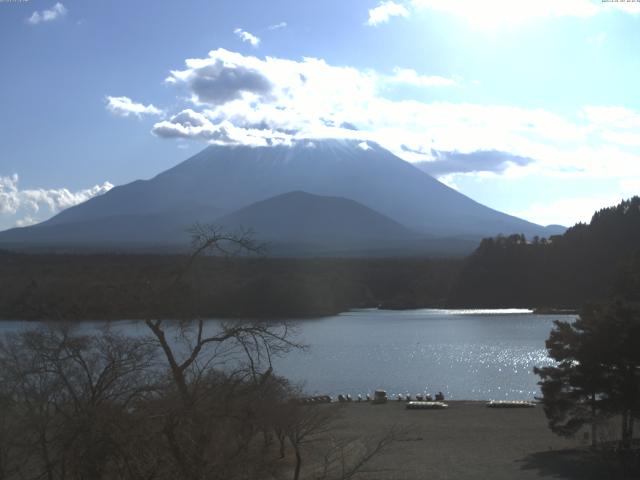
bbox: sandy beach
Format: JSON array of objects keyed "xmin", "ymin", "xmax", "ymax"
[{"xmin": 302, "ymin": 401, "xmax": 637, "ymax": 480}]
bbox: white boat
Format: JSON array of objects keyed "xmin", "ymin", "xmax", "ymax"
[
  {"xmin": 406, "ymin": 401, "xmax": 448, "ymax": 410},
  {"xmin": 486, "ymin": 400, "xmax": 536, "ymax": 408}
]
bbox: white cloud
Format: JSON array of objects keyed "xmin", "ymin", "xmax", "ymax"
[
  {"xmin": 15, "ymin": 216, "xmax": 37, "ymax": 228},
  {"xmin": 507, "ymin": 175, "xmax": 640, "ymax": 227},
  {"xmin": 152, "ymin": 109, "xmax": 292, "ymax": 147},
  {"xmin": 0, "ymin": 175, "xmax": 20, "ymax": 216},
  {"xmin": 152, "ymin": 50, "xmax": 640, "ymax": 174},
  {"xmin": 0, "ymin": 174, "xmax": 113, "ymax": 229},
  {"xmin": 367, "ymin": 1, "xmax": 410, "ymax": 26},
  {"xmin": 152, "ymin": 109, "xmax": 224, "ymax": 141},
  {"xmin": 268, "ymin": 22, "xmax": 287, "ymax": 30},
  {"xmin": 587, "ymin": 32, "xmax": 606, "ymax": 46},
  {"xmin": 511, "ymin": 195, "xmax": 625, "ymax": 227},
  {"xmin": 106, "ymin": 96, "xmax": 162, "ymax": 118},
  {"xmin": 233, "ymin": 28, "xmax": 261, "ymax": 47},
  {"xmin": 581, "ymin": 106, "xmax": 640, "ymax": 147},
  {"xmin": 27, "ymin": 2, "xmax": 67, "ymax": 25},
  {"xmin": 581, "ymin": 105, "xmax": 640, "ymax": 130},
  {"xmin": 415, "ymin": 149, "xmax": 534, "ymax": 176},
  {"xmin": 411, "ymin": 0, "xmax": 600, "ymax": 23},
  {"xmin": 370, "ymin": 0, "xmax": 640, "ymax": 29},
  {"xmin": 165, "ymin": 50, "xmax": 273, "ymax": 105},
  {"xmin": 158, "ymin": 49, "xmax": 381, "ymax": 142},
  {"xmin": 388, "ymin": 67, "xmax": 459, "ymax": 87},
  {"xmin": 620, "ymin": 178, "xmax": 640, "ymax": 192}
]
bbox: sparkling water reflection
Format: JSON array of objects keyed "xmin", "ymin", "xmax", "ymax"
[{"xmin": 271, "ymin": 309, "xmax": 575, "ymax": 401}]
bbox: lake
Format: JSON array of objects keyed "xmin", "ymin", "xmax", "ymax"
[
  {"xmin": 272, "ymin": 309, "xmax": 574, "ymax": 401},
  {"xmin": 0, "ymin": 309, "xmax": 575, "ymax": 401}
]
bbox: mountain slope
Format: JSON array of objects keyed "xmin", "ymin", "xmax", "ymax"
[
  {"xmin": 0, "ymin": 139, "xmax": 560, "ymax": 254},
  {"xmin": 214, "ymin": 191, "xmax": 422, "ymax": 254},
  {"xmin": 0, "ymin": 206, "xmax": 221, "ymax": 251}
]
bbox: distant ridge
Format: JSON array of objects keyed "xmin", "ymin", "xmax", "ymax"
[{"xmin": 213, "ymin": 191, "xmax": 433, "ymax": 255}]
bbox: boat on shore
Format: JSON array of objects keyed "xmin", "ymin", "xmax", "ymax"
[
  {"xmin": 487, "ymin": 400, "xmax": 536, "ymax": 408},
  {"xmin": 406, "ymin": 401, "xmax": 448, "ymax": 410}
]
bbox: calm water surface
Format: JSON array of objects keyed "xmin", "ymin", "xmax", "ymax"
[
  {"xmin": 0, "ymin": 309, "xmax": 575, "ymax": 401},
  {"xmin": 271, "ymin": 309, "xmax": 574, "ymax": 401}
]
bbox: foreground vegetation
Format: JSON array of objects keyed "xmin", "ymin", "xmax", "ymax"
[
  {"xmin": 536, "ymin": 301, "xmax": 640, "ymax": 449},
  {"xmin": 0, "ymin": 321, "xmax": 402, "ymax": 480},
  {"xmin": 0, "ymin": 228, "xmax": 399, "ymax": 480}
]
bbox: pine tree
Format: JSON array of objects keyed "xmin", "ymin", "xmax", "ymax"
[{"xmin": 535, "ymin": 301, "xmax": 640, "ymax": 449}]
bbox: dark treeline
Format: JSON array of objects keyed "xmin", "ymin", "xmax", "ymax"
[
  {"xmin": 3, "ymin": 196, "xmax": 640, "ymax": 320},
  {"xmin": 0, "ymin": 251, "xmax": 460, "ymax": 320},
  {"xmin": 448, "ymin": 196, "xmax": 640, "ymax": 309}
]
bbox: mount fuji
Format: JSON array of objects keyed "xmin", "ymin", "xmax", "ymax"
[{"xmin": 0, "ymin": 139, "xmax": 563, "ymax": 256}]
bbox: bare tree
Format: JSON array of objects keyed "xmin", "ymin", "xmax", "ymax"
[
  {"xmin": 141, "ymin": 318, "xmax": 303, "ymax": 480},
  {"xmin": 285, "ymin": 403, "xmax": 336, "ymax": 480},
  {"xmin": 0, "ymin": 325, "xmax": 159, "ymax": 480},
  {"xmin": 140, "ymin": 224, "xmax": 305, "ymax": 480},
  {"xmin": 314, "ymin": 426, "xmax": 404, "ymax": 480},
  {"xmin": 275, "ymin": 398, "xmax": 405, "ymax": 480}
]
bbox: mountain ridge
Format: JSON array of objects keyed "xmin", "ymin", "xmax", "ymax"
[{"xmin": 0, "ymin": 139, "xmax": 565, "ymax": 255}]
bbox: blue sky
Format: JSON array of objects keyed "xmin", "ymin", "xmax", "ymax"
[{"xmin": 1, "ymin": 0, "xmax": 639, "ymax": 230}]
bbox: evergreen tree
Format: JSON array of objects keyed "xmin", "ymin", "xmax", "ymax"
[
  {"xmin": 587, "ymin": 302, "xmax": 640, "ymax": 449},
  {"xmin": 450, "ymin": 196, "xmax": 640, "ymax": 309},
  {"xmin": 534, "ymin": 311, "xmax": 611, "ymax": 446},
  {"xmin": 535, "ymin": 301, "xmax": 640, "ymax": 449}
]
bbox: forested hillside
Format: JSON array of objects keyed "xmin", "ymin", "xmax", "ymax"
[{"xmin": 448, "ymin": 197, "xmax": 640, "ymax": 308}]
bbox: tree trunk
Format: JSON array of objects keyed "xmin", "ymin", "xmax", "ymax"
[
  {"xmin": 262, "ymin": 429, "xmax": 272, "ymax": 448},
  {"xmin": 276, "ymin": 430, "xmax": 286, "ymax": 458},
  {"xmin": 145, "ymin": 320, "xmax": 191, "ymax": 404},
  {"xmin": 293, "ymin": 445, "xmax": 302, "ymax": 480},
  {"xmin": 621, "ymin": 410, "xmax": 631, "ymax": 450},
  {"xmin": 39, "ymin": 430, "xmax": 55, "ymax": 480},
  {"xmin": 590, "ymin": 392, "xmax": 597, "ymax": 447}
]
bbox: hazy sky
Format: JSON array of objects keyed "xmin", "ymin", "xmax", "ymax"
[{"xmin": 1, "ymin": 0, "xmax": 639, "ymax": 230}]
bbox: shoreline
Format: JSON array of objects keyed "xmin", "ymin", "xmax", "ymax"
[
  {"xmin": 323, "ymin": 399, "xmax": 540, "ymax": 405},
  {"xmin": 0, "ymin": 306, "xmax": 579, "ymax": 322}
]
